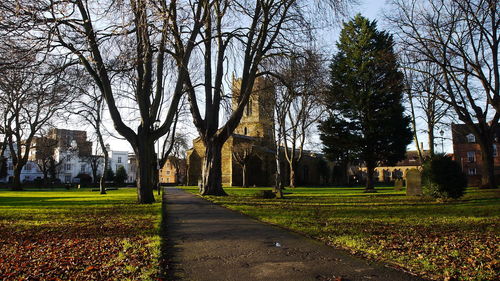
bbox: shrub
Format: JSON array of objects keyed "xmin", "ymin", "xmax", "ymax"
[
  {"xmin": 76, "ymin": 173, "xmax": 92, "ymax": 184},
  {"xmin": 115, "ymin": 166, "xmax": 128, "ymax": 185},
  {"xmin": 254, "ymin": 190, "xmax": 276, "ymax": 199},
  {"xmin": 104, "ymin": 168, "xmax": 115, "ymax": 182},
  {"xmin": 422, "ymin": 154, "xmax": 467, "ymax": 199}
]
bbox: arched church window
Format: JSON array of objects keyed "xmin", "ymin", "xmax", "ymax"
[{"xmin": 244, "ymin": 127, "xmax": 248, "ymax": 135}]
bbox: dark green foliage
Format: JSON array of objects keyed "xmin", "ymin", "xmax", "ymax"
[
  {"xmin": 115, "ymin": 166, "xmax": 128, "ymax": 185},
  {"xmin": 254, "ymin": 190, "xmax": 276, "ymax": 199},
  {"xmin": 76, "ymin": 173, "xmax": 92, "ymax": 184},
  {"xmin": 422, "ymin": 154, "xmax": 467, "ymax": 199},
  {"xmin": 317, "ymin": 158, "xmax": 330, "ymax": 183},
  {"xmin": 104, "ymin": 168, "xmax": 115, "ymax": 182},
  {"xmin": 319, "ymin": 14, "xmax": 412, "ymax": 190}
]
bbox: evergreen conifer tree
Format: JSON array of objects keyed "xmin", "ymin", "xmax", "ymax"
[
  {"xmin": 319, "ymin": 14, "xmax": 412, "ymax": 192},
  {"xmin": 115, "ymin": 166, "xmax": 128, "ymax": 185}
]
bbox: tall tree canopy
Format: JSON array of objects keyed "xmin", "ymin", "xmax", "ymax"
[
  {"xmin": 319, "ymin": 14, "xmax": 412, "ymax": 191},
  {"xmin": 388, "ymin": 0, "xmax": 499, "ymax": 189}
]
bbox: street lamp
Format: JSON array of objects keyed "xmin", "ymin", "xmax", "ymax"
[
  {"xmin": 153, "ymin": 120, "xmax": 161, "ymax": 195},
  {"xmin": 440, "ymin": 129, "xmax": 444, "ymax": 154}
]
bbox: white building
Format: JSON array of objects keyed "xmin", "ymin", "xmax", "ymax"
[
  {"xmin": 29, "ymin": 128, "xmax": 100, "ymax": 184},
  {"xmin": 54, "ymin": 148, "xmax": 102, "ymax": 183},
  {"xmin": 109, "ymin": 150, "xmax": 129, "ymax": 174},
  {"xmin": 127, "ymin": 153, "xmax": 137, "ymax": 183},
  {"xmin": 0, "ymin": 144, "xmax": 44, "ymax": 183}
]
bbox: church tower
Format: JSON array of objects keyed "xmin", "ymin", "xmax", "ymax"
[{"xmin": 232, "ymin": 77, "xmax": 275, "ymax": 144}]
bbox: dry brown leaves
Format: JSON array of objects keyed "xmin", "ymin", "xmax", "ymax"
[{"xmin": 0, "ymin": 208, "xmax": 158, "ymax": 280}]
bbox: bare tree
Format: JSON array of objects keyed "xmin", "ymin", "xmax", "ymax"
[
  {"xmin": 31, "ymin": 136, "xmax": 59, "ymax": 185},
  {"xmin": 388, "ymin": 0, "xmax": 499, "ymax": 188},
  {"xmin": 402, "ymin": 59, "xmax": 452, "ymax": 159},
  {"xmin": 0, "ymin": 0, "xmax": 206, "ymax": 202},
  {"xmin": 81, "ymin": 154, "xmax": 103, "ymax": 185},
  {"xmin": 71, "ymin": 83, "xmax": 109, "ymax": 194},
  {"xmin": 269, "ymin": 50, "xmax": 327, "ymax": 188},
  {"xmin": 168, "ymin": 133, "xmax": 189, "ymax": 185},
  {"xmin": 0, "ymin": 57, "xmax": 76, "ymax": 190},
  {"xmin": 186, "ymin": 1, "xmax": 347, "ymax": 195},
  {"xmin": 232, "ymin": 143, "xmax": 254, "ymax": 188}
]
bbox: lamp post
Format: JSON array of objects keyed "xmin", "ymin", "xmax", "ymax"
[
  {"xmin": 440, "ymin": 129, "xmax": 444, "ymax": 154},
  {"xmin": 153, "ymin": 120, "xmax": 161, "ymax": 195}
]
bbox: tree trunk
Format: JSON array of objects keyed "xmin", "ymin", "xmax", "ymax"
[
  {"xmin": 12, "ymin": 166, "xmax": 22, "ymax": 191},
  {"xmin": 43, "ymin": 170, "xmax": 49, "ymax": 185},
  {"xmin": 342, "ymin": 160, "xmax": 349, "ymax": 185},
  {"xmin": 153, "ymin": 163, "xmax": 160, "ymax": 195},
  {"xmin": 135, "ymin": 138, "xmax": 156, "ymax": 203},
  {"xmin": 428, "ymin": 122, "xmax": 435, "ymax": 156},
  {"xmin": 365, "ymin": 161, "xmax": 376, "ymax": 192},
  {"xmin": 242, "ymin": 164, "xmax": 247, "ymax": 188},
  {"xmin": 92, "ymin": 168, "xmax": 98, "ymax": 184},
  {"xmin": 201, "ymin": 141, "xmax": 227, "ymax": 196},
  {"xmin": 289, "ymin": 162, "xmax": 296, "ymax": 188},
  {"xmin": 273, "ymin": 152, "xmax": 283, "ymax": 198},
  {"xmin": 100, "ymin": 152, "xmax": 108, "ymax": 195},
  {"xmin": 478, "ymin": 139, "xmax": 497, "ymax": 189}
]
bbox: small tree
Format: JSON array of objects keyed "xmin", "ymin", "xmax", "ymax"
[
  {"xmin": 104, "ymin": 168, "xmax": 115, "ymax": 183},
  {"xmin": 115, "ymin": 166, "xmax": 128, "ymax": 185},
  {"xmin": 232, "ymin": 143, "xmax": 254, "ymax": 188},
  {"xmin": 422, "ymin": 154, "xmax": 467, "ymax": 199}
]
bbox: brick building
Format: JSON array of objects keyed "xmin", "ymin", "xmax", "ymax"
[
  {"xmin": 159, "ymin": 157, "xmax": 186, "ymax": 184},
  {"xmin": 451, "ymin": 123, "xmax": 500, "ymax": 186}
]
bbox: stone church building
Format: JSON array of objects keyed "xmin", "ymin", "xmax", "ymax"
[{"xmin": 186, "ymin": 77, "xmax": 330, "ymax": 187}]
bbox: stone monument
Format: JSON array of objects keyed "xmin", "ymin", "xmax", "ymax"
[
  {"xmin": 394, "ymin": 179, "xmax": 403, "ymax": 191},
  {"xmin": 406, "ymin": 169, "xmax": 422, "ymax": 196}
]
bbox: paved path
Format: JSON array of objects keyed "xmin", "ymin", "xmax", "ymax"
[{"xmin": 163, "ymin": 187, "xmax": 425, "ymax": 281}]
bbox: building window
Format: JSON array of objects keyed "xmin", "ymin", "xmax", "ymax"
[
  {"xmin": 466, "ymin": 134, "xmax": 476, "ymax": 143},
  {"xmin": 8, "ymin": 163, "xmax": 12, "ymax": 170},
  {"xmin": 25, "ymin": 164, "xmax": 32, "ymax": 171},
  {"xmin": 65, "ymin": 163, "xmax": 72, "ymax": 171},
  {"xmin": 118, "ymin": 156, "xmax": 122, "ymax": 164},
  {"xmin": 81, "ymin": 164, "xmax": 86, "ymax": 173},
  {"xmin": 244, "ymin": 127, "xmax": 248, "ymax": 135},
  {"xmin": 493, "ymin": 145, "xmax": 497, "ymax": 157},
  {"xmin": 246, "ymin": 100, "xmax": 252, "ymax": 116},
  {"xmin": 65, "ymin": 174, "xmax": 71, "ymax": 183},
  {"xmin": 468, "ymin": 168, "xmax": 477, "ymax": 175},
  {"xmin": 467, "ymin": 151, "xmax": 476, "ymax": 163},
  {"xmin": 166, "ymin": 170, "xmax": 170, "ymax": 175},
  {"xmin": 66, "ymin": 155, "xmax": 71, "ymax": 161}
]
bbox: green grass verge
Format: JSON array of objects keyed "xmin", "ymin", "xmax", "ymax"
[
  {"xmin": 0, "ymin": 188, "xmax": 162, "ymax": 280},
  {"xmin": 182, "ymin": 186, "xmax": 500, "ymax": 281}
]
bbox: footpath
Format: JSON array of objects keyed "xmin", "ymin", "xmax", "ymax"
[{"xmin": 163, "ymin": 187, "xmax": 425, "ymax": 281}]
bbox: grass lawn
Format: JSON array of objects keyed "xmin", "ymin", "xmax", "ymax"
[
  {"xmin": 182, "ymin": 186, "xmax": 500, "ymax": 281},
  {"xmin": 0, "ymin": 188, "xmax": 163, "ymax": 280}
]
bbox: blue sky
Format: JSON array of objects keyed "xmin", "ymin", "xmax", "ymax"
[{"xmin": 356, "ymin": 0, "xmax": 388, "ymax": 21}]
